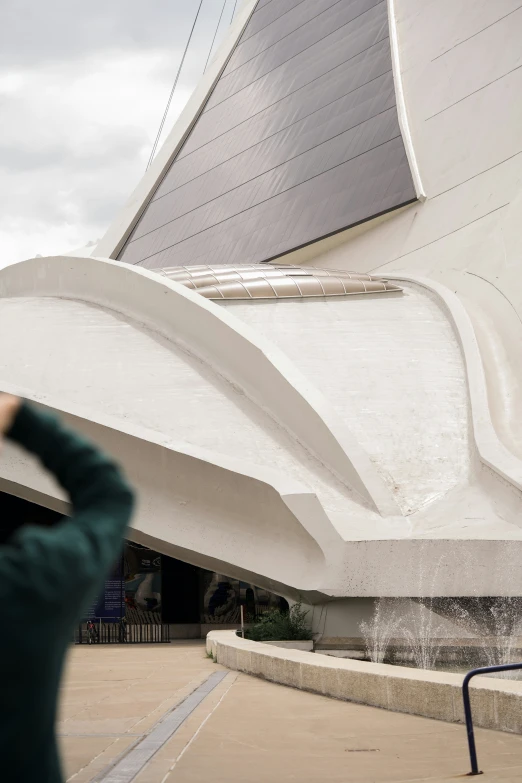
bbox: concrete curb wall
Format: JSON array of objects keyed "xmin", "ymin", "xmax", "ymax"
[{"xmin": 207, "ymin": 631, "xmax": 522, "ymax": 734}]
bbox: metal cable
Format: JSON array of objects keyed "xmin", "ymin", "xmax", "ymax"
[
  {"xmin": 146, "ymin": 0, "xmax": 205, "ymax": 171},
  {"xmin": 204, "ymin": 0, "xmax": 228, "ymax": 72},
  {"xmin": 231, "ymin": 0, "xmax": 238, "ymax": 22}
]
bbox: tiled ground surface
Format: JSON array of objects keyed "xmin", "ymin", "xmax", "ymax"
[
  {"xmin": 58, "ymin": 641, "xmax": 216, "ymax": 782},
  {"xmin": 59, "ymin": 642, "xmax": 522, "ymax": 782}
]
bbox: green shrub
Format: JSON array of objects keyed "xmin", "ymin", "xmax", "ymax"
[{"xmin": 245, "ymin": 602, "xmax": 311, "ymax": 641}]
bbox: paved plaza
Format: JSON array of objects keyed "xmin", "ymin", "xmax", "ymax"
[{"xmin": 58, "ymin": 641, "xmax": 522, "ymax": 782}]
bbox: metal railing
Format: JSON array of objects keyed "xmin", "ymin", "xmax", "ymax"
[
  {"xmin": 75, "ymin": 621, "xmax": 170, "ymax": 644},
  {"xmin": 462, "ymin": 662, "xmax": 522, "ymax": 775}
]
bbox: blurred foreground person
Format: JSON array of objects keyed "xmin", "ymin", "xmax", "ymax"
[{"xmin": 0, "ymin": 394, "xmax": 134, "ymax": 782}]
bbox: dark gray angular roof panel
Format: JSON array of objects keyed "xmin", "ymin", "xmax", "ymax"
[
  {"xmin": 119, "ymin": 0, "xmax": 416, "ymax": 268},
  {"xmin": 153, "ymin": 39, "xmax": 393, "ymax": 198},
  {"xmin": 181, "ymin": 2, "xmax": 389, "ymax": 155},
  {"xmin": 224, "ymin": 0, "xmax": 353, "ymax": 74},
  {"xmin": 123, "ymin": 108, "xmax": 402, "ymax": 264},
  {"xmin": 132, "ymin": 73, "xmax": 397, "ymax": 242},
  {"xmin": 243, "ymin": 0, "xmax": 311, "ymax": 40},
  {"xmin": 214, "ymin": 0, "xmax": 384, "ymax": 108}
]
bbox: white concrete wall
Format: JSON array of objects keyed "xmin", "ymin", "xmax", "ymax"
[
  {"xmin": 223, "ymin": 285, "xmax": 470, "ymax": 515},
  {"xmin": 302, "ymin": 0, "xmax": 522, "ymax": 467}
]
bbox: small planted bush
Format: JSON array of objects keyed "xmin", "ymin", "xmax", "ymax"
[{"xmin": 245, "ymin": 602, "xmax": 311, "ymax": 642}]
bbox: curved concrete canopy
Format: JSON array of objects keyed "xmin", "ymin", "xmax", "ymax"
[
  {"xmin": 3, "ymin": 256, "xmax": 522, "ymax": 598},
  {"xmin": 6, "ymin": 0, "xmax": 522, "ymax": 601},
  {"xmin": 0, "ymin": 255, "xmax": 397, "ymax": 517}
]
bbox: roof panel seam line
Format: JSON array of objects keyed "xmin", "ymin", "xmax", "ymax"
[
  {"xmin": 431, "ymin": 3, "xmax": 522, "ymax": 62},
  {"xmin": 125, "ymin": 133, "xmax": 403, "ymax": 264},
  {"xmin": 156, "ymin": 68, "xmax": 392, "ymax": 197},
  {"xmin": 175, "ymin": 36, "xmax": 390, "ymax": 162},
  {"xmin": 129, "ymin": 105, "xmax": 398, "ymax": 243},
  {"xmin": 93, "ymin": 0, "xmax": 259, "ymax": 261},
  {"xmin": 241, "ymin": 0, "xmax": 311, "ymax": 43},
  {"xmin": 387, "ymin": 0, "xmax": 425, "ymax": 200},
  {"xmin": 425, "ymin": 62, "xmax": 522, "ymax": 121},
  {"xmin": 315, "ymin": 277, "xmax": 326, "ymax": 295},
  {"xmin": 132, "ymin": 196, "xmax": 417, "ymax": 269},
  {"xmin": 204, "ymin": 3, "xmax": 388, "ymax": 113},
  {"xmin": 292, "ymin": 276, "xmax": 304, "ymax": 296},
  {"xmin": 228, "ymin": 0, "xmax": 347, "ymax": 76},
  {"xmin": 243, "ymin": 0, "xmax": 383, "ymax": 49},
  {"xmin": 257, "ymin": 196, "xmax": 417, "ymax": 267},
  {"xmin": 263, "ymin": 276, "xmax": 280, "ymax": 297},
  {"xmin": 431, "ymin": 149, "xmax": 522, "ymax": 200},
  {"xmin": 250, "ymin": 0, "xmax": 276, "ymax": 14},
  {"xmin": 224, "ymin": 0, "xmax": 381, "ymax": 80},
  {"xmin": 369, "ymin": 202, "xmax": 510, "ymax": 271}
]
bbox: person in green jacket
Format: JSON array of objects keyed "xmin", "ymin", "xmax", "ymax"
[{"xmin": 0, "ymin": 394, "xmax": 135, "ymax": 782}]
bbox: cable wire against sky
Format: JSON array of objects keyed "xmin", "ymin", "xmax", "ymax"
[
  {"xmin": 204, "ymin": 0, "xmax": 228, "ymax": 72},
  {"xmin": 231, "ymin": 0, "xmax": 238, "ymax": 23},
  {"xmin": 146, "ymin": 0, "xmax": 205, "ymax": 171}
]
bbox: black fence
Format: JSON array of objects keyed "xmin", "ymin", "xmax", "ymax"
[{"xmin": 75, "ymin": 621, "xmax": 170, "ymax": 644}]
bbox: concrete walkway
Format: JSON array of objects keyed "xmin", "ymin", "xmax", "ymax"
[{"xmin": 59, "ymin": 642, "xmax": 522, "ymax": 782}]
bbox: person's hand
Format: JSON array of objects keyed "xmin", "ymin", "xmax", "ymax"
[{"xmin": 0, "ymin": 394, "xmax": 21, "ymax": 435}]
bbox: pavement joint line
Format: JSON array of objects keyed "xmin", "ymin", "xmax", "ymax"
[
  {"xmin": 84, "ymin": 675, "xmax": 209, "ymax": 783},
  {"xmin": 77, "ymin": 737, "xmax": 144, "ymax": 783},
  {"xmin": 59, "ymin": 733, "xmax": 143, "ymax": 738},
  {"xmin": 95, "ymin": 670, "xmax": 229, "ymax": 783},
  {"xmin": 159, "ymin": 671, "xmax": 238, "ymax": 783}
]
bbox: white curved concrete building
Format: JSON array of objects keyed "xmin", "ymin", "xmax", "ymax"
[{"xmin": 3, "ymin": 0, "xmax": 522, "ymax": 631}]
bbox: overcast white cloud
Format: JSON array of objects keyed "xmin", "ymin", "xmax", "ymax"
[{"xmin": 1, "ymin": 0, "xmax": 237, "ymax": 262}]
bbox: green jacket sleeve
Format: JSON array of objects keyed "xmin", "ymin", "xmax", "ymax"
[{"xmin": 0, "ymin": 403, "xmax": 134, "ymax": 617}]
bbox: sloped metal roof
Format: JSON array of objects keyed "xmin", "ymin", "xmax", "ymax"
[{"xmin": 117, "ymin": 0, "xmax": 415, "ymax": 270}]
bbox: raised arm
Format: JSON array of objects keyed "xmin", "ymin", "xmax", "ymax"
[{"xmin": 0, "ymin": 399, "xmax": 135, "ymax": 617}]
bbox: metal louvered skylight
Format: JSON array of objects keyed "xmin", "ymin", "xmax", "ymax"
[{"xmin": 154, "ymin": 264, "xmax": 402, "ymax": 300}]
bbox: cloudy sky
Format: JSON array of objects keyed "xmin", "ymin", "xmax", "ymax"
[{"xmin": 1, "ymin": 0, "xmax": 238, "ymax": 262}]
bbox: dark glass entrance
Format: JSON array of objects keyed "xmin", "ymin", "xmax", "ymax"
[{"xmin": 0, "ymin": 491, "xmax": 287, "ymax": 636}]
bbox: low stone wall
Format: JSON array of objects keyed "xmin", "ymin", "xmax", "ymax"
[
  {"xmin": 207, "ymin": 631, "xmax": 522, "ymax": 733},
  {"xmin": 261, "ymin": 640, "xmax": 314, "ymax": 652}
]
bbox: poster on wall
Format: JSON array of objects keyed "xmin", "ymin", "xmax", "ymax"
[
  {"xmin": 124, "ymin": 545, "xmax": 162, "ymax": 622},
  {"xmin": 200, "ymin": 572, "xmax": 288, "ymax": 624},
  {"xmin": 84, "ymin": 557, "xmax": 125, "ymax": 622}
]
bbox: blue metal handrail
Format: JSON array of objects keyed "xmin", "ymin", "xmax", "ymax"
[{"xmin": 462, "ymin": 662, "xmax": 522, "ymax": 775}]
